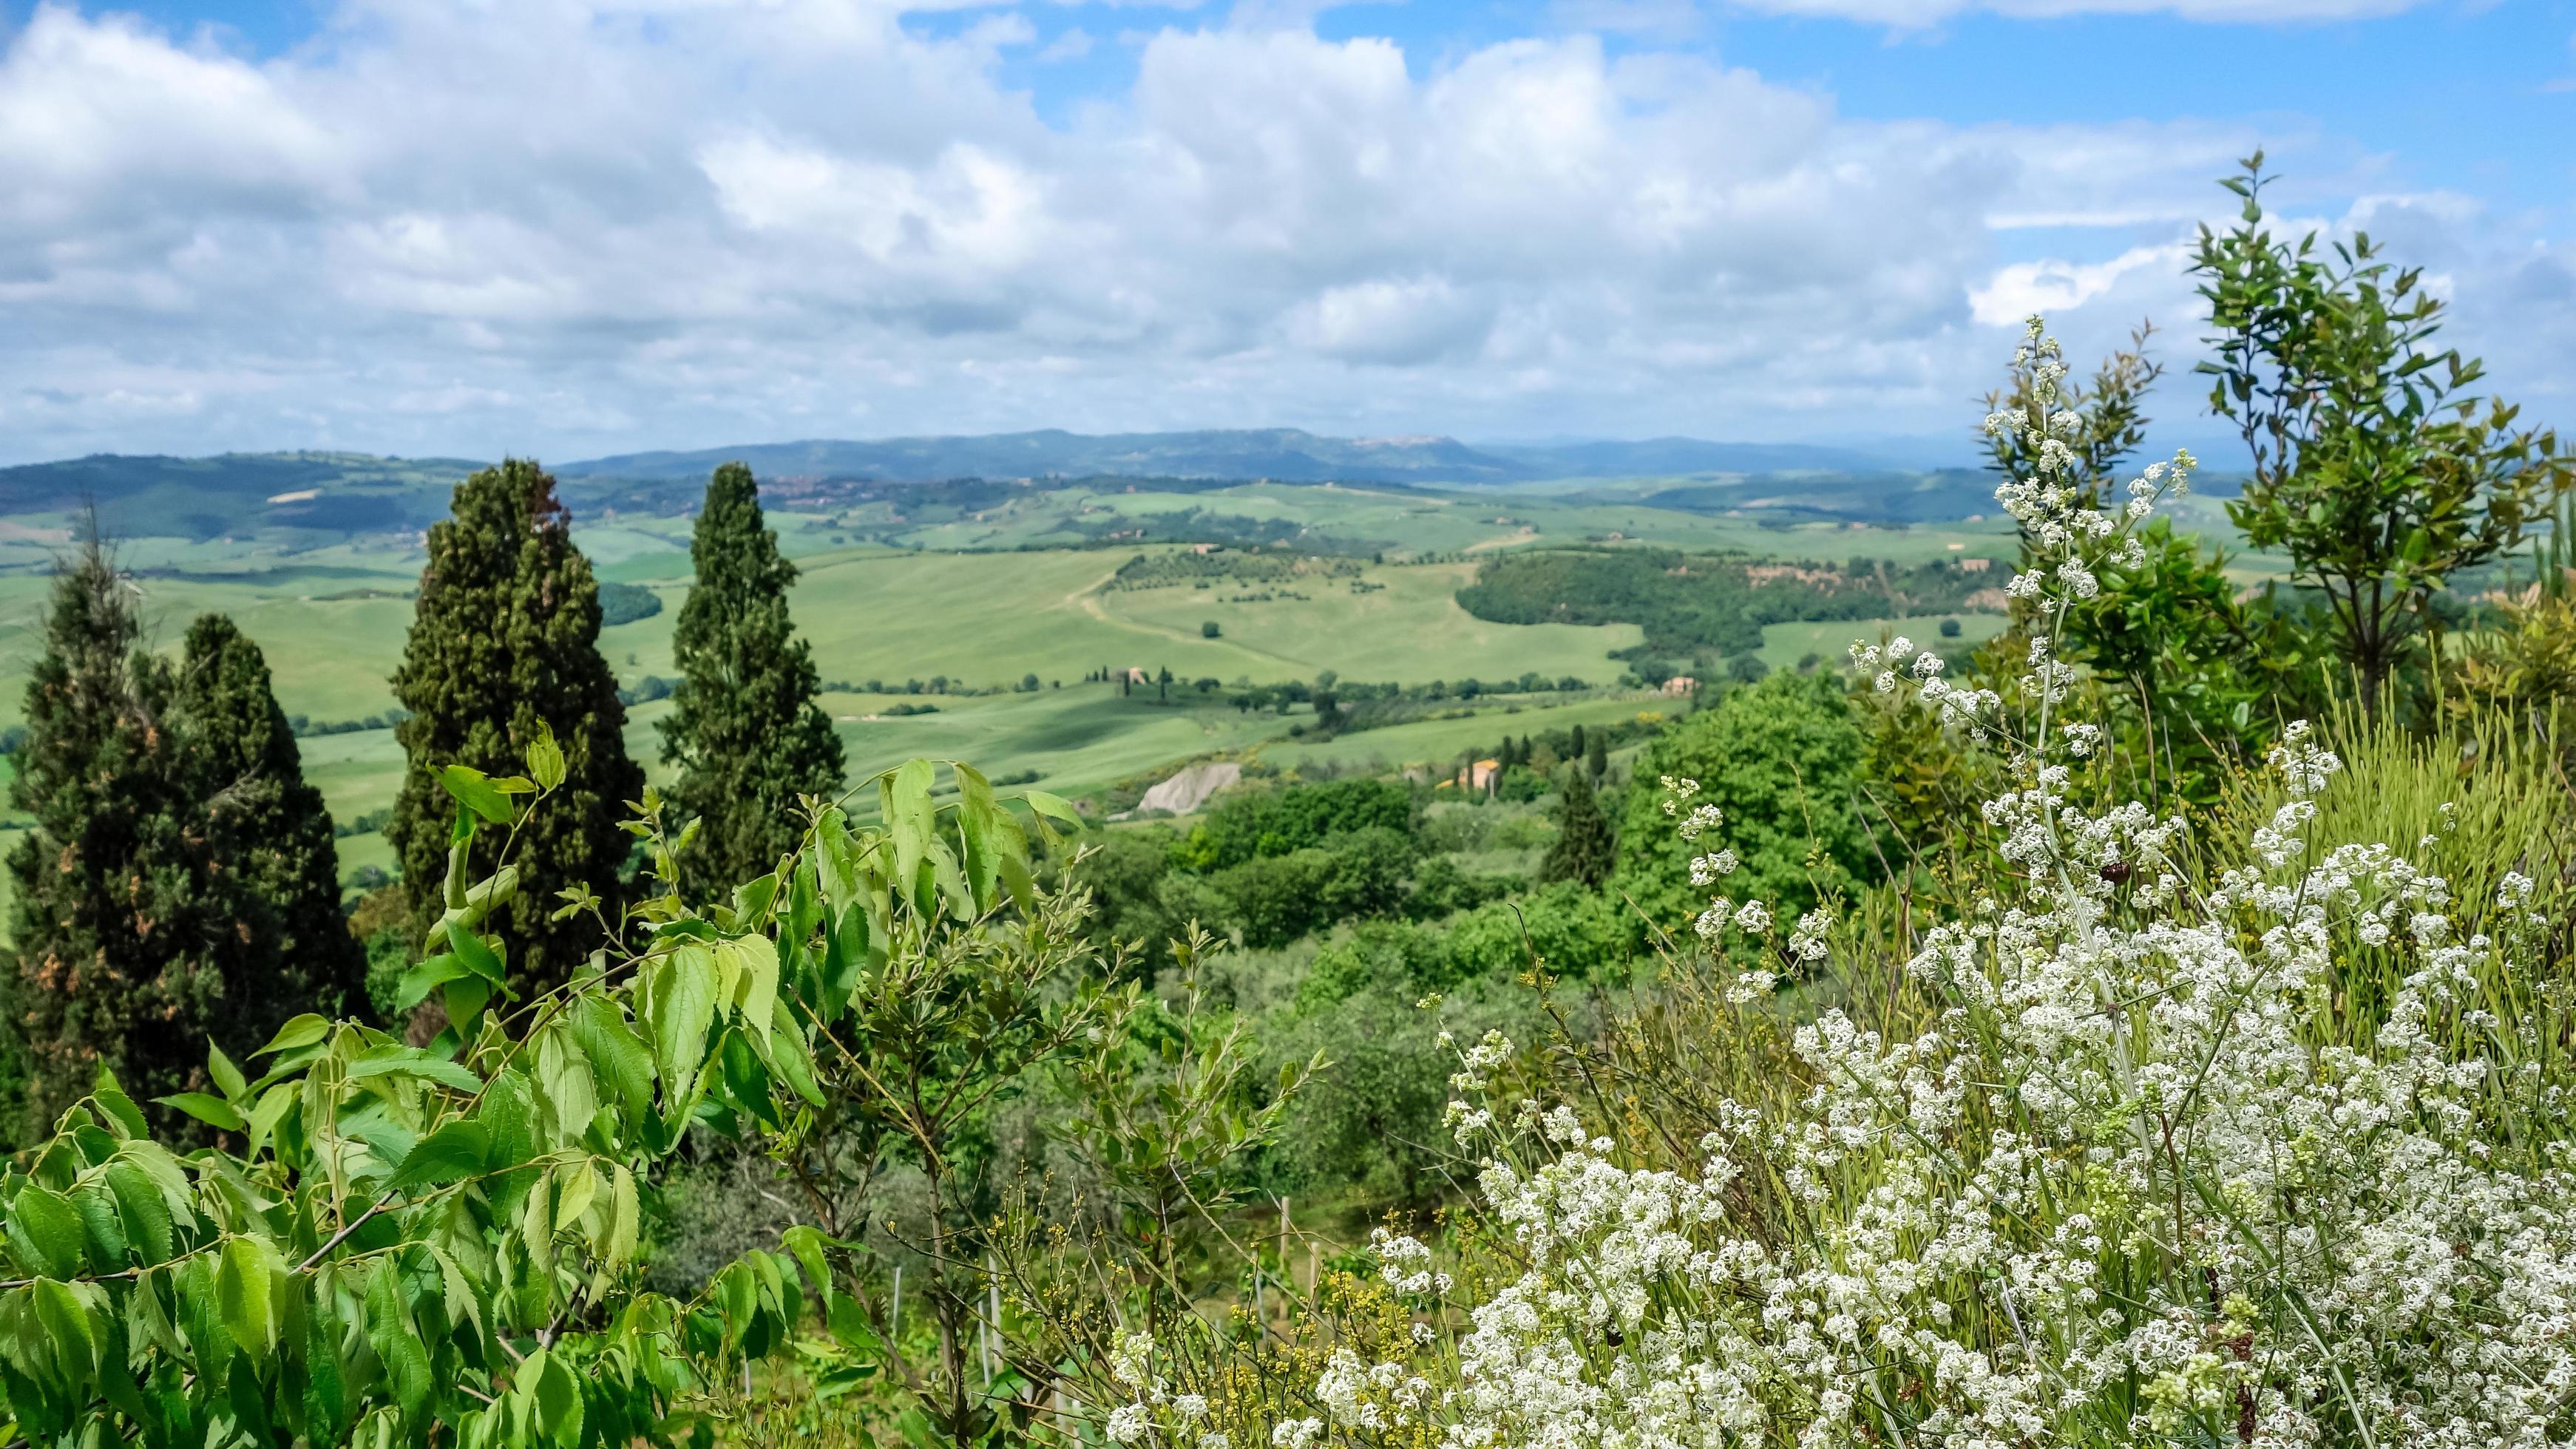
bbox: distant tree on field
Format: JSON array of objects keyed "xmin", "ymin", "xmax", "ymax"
[{"xmin": 1540, "ymin": 766, "xmax": 1616, "ymax": 889}]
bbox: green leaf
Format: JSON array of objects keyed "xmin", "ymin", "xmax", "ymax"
[
  {"xmin": 254, "ymin": 1014, "xmax": 333, "ymax": 1057},
  {"xmin": 445, "ymin": 920, "xmax": 506, "ymax": 987},
  {"xmin": 31, "ymin": 1278, "xmax": 98, "ymax": 1386},
  {"xmin": 70, "ymin": 1186, "xmax": 128, "ymax": 1272},
  {"xmin": 5, "ymin": 1184, "xmax": 88, "ymax": 1278},
  {"xmin": 554, "ymin": 1163, "xmax": 597, "ymax": 1232},
  {"xmin": 245, "ymin": 1085, "xmax": 297, "ymax": 1158},
  {"xmin": 103, "ymin": 1162, "xmax": 174, "ymax": 1266},
  {"xmin": 365, "ymin": 1263, "xmax": 433, "ymax": 1419},
  {"xmin": 385, "ymin": 1120, "xmax": 491, "ymax": 1193},
  {"xmin": 156, "ymin": 1092, "xmax": 245, "ymax": 1134},
  {"xmin": 605, "ymin": 1164, "xmax": 640, "ymax": 1269},
  {"xmin": 438, "ymin": 764, "xmax": 515, "ymax": 824},
  {"xmin": 89, "ymin": 1068, "xmax": 148, "ymax": 1140},
  {"xmin": 527, "ymin": 722, "xmax": 567, "ymax": 792},
  {"xmin": 645, "ymin": 945, "xmax": 719, "ymax": 1097},
  {"xmin": 570, "ymin": 997, "xmax": 654, "ymax": 1123},
  {"xmin": 217, "ymin": 1235, "xmax": 282, "ymax": 1358},
  {"xmin": 884, "ymin": 759, "xmax": 935, "ymax": 914},
  {"xmin": 349, "ymin": 1045, "xmax": 484, "ymax": 1093},
  {"xmin": 393, "ymin": 952, "xmax": 471, "ymax": 1011},
  {"xmin": 720, "ymin": 935, "xmax": 780, "ymax": 1048},
  {"xmin": 207, "ymin": 1045, "xmax": 248, "ymax": 1102},
  {"xmin": 1022, "ymin": 790, "xmax": 1082, "ymax": 830},
  {"xmin": 535, "ymin": 1348, "xmax": 584, "ymax": 1444}
]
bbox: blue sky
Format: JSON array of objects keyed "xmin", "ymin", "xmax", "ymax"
[{"xmin": 0, "ymin": 0, "xmax": 2569, "ymax": 465}]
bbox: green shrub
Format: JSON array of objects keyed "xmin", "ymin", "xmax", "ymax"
[{"xmin": 1611, "ymin": 669, "xmax": 1871, "ymax": 931}]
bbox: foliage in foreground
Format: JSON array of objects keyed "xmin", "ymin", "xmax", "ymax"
[{"xmin": 0, "ymin": 712, "xmax": 1097, "ymax": 1448}]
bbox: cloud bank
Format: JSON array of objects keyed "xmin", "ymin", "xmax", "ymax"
[{"xmin": 0, "ymin": 0, "xmax": 2565, "ymax": 464}]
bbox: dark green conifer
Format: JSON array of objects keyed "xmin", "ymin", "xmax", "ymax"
[
  {"xmin": 0, "ymin": 544, "xmax": 362, "ymax": 1135},
  {"xmin": 388, "ymin": 460, "xmax": 643, "ymax": 994},
  {"xmin": 1, "ymin": 540, "xmax": 203, "ymax": 1130},
  {"xmin": 1539, "ymin": 765, "xmax": 1616, "ymax": 889},
  {"xmin": 170, "ymin": 614, "xmax": 368, "ymax": 1046},
  {"xmin": 660, "ymin": 463, "xmax": 845, "ymax": 895},
  {"xmin": 1584, "ymin": 728, "xmax": 1608, "ymax": 779}
]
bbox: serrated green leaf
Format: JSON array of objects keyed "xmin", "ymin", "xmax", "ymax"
[
  {"xmin": 1022, "ymin": 789, "xmax": 1082, "ymax": 829},
  {"xmin": 644, "ymin": 945, "xmax": 719, "ymax": 1098},
  {"xmin": 89, "ymin": 1068, "xmax": 148, "ymax": 1140},
  {"xmin": 31, "ymin": 1277, "xmax": 97, "ymax": 1387},
  {"xmin": 721, "ymin": 935, "xmax": 779, "ymax": 1048},
  {"xmin": 445, "ymin": 920, "xmax": 506, "ymax": 987},
  {"xmin": 526, "ymin": 722, "xmax": 566, "ymax": 792},
  {"xmin": 384, "ymin": 1120, "xmax": 490, "ymax": 1193},
  {"xmin": 554, "ymin": 1163, "xmax": 597, "ymax": 1233},
  {"xmin": 103, "ymin": 1162, "xmax": 174, "ymax": 1266},
  {"xmin": 570, "ymin": 997, "xmax": 654, "ymax": 1123},
  {"xmin": 217, "ymin": 1235, "xmax": 281, "ymax": 1358},
  {"xmin": 6, "ymin": 1184, "xmax": 87, "ymax": 1279},
  {"xmin": 606, "ymin": 1164, "xmax": 640, "ymax": 1270}
]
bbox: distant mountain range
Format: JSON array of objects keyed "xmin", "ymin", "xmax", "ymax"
[
  {"xmin": 0, "ymin": 430, "xmax": 1938, "ymax": 542},
  {"xmin": 554, "ymin": 429, "xmax": 1905, "ymax": 486}
]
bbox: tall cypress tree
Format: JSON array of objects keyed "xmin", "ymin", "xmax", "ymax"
[
  {"xmin": 170, "ymin": 615, "xmax": 368, "ymax": 1042},
  {"xmin": 389, "ymin": 460, "xmax": 643, "ymax": 993},
  {"xmin": 660, "ymin": 463, "xmax": 844, "ymax": 895},
  {"xmin": 1539, "ymin": 766, "xmax": 1616, "ymax": 889},
  {"xmin": 1, "ymin": 539, "xmax": 204, "ymax": 1131}
]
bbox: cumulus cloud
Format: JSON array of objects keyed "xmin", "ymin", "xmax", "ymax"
[{"xmin": 0, "ymin": 0, "xmax": 2560, "ymax": 464}]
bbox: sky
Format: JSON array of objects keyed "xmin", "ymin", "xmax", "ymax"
[{"xmin": 1, "ymin": 0, "xmax": 2570, "ymax": 466}]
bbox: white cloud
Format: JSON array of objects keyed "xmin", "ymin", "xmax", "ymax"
[
  {"xmin": 1726, "ymin": 0, "xmax": 2434, "ymax": 26},
  {"xmin": 1969, "ymin": 242, "xmax": 2186, "ymax": 325},
  {"xmin": 0, "ymin": 0, "xmax": 2559, "ymax": 465}
]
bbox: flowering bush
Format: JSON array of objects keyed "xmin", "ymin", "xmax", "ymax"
[{"xmin": 1099, "ymin": 319, "xmax": 2576, "ymax": 1449}]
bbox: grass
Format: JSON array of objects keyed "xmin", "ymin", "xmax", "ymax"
[{"xmin": 1095, "ymin": 560, "xmax": 1639, "ymax": 683}]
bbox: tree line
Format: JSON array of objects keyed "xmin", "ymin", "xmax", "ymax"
[{"xmin": 0, "ymin": 459, "xmax": 844, "ymax": 1138}]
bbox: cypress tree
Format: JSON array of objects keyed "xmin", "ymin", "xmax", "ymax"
[
  {"xmin": 1539, "ymin": 766, "xmax": 1616, "ymax": 889},
  {"xmin": 1585, "ymin": 728, "xmax": 1608, "ymax": 779},
  {"xmin": 170, "ymin": 615, "xmax": 368, "ymax": 1042},
  {"xmin": 1, "ymin": 539, "xmax": 204, "ymax": 1131},
  {"xmin": 1568, "ymin": 724, "xmax": 1587, "ymax": 768},
  {"xmin": 0, "ymin": 543, "xmax": 362, "ymax": 1135},
  {"xmin": 660, "ymin": 463, "xmax": 845, "ymax": 895},
  {"xmin": 388, "ymin": 460, "xmax": 643, "ymax": 994}
]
